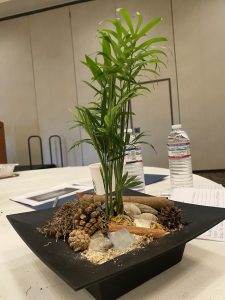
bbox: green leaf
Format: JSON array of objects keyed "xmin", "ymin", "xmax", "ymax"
[
  {"xmin": 83, "ymin": 80, "xmax": 102, "ymax": 95},
  {"xmin": 133, "ymin": 49, "xmax": 167, "ymax": 61},
  {"xmin": 135, "ymin": 11, "xmax": 143, "ymax": 34},
  {"xmin": 124, "ymin": 174, "xmax": 142, "ymax": 189},
  {"xmin": 69, "ymin": 138, "xmax": 93, "ymax": 150},
  {"xmin": 135, "ymin": 37, "xmax": 168, "ymax": 51},
  {"xmin": 134, "ymin": 58, "xmax": 167, "ymax": 68},
  {"xmin": 97, "ymin": 51, "xmax": 117, "ymax": 65},
  {"xmin": 141, "ymin": 68, "xmax": 160, "ymax": 77},
  {"xmin": 83, "ymin": 55, "xmax": 106, "ymax": 86},
  {"xmin": 107, "ymin": 18, "xmax": 127, "ymax": 38},
  {"xmin": 102, "ymin": 34, "xmax": 123, "ymax": 59},
  {"xmin": 102, "ymin": 35, "xmax": 112, "ymax": 67},
  {"xmin": 117, "ymin": 8, "xmax": 134, "ymax": 34},
  {"xmin": 99, "ymin": 28, "xmax": 118, "ymax": 39},
  {"xmin": 137, "ymin": 17, "xmax": 162, "ymax": 39}
]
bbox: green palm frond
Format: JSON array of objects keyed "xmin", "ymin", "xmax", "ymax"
[{"xmin": 71, "ymin": 9, "xmax": 167, "ymax": 216}]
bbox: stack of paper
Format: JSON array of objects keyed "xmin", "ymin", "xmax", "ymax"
[
  {"xmin": 170, "ymin": 187, "xmax": 225, "ymax": 242},
  {"xmin": 10, "ymin": 178, "xmax": 93, "ymax": 207}
]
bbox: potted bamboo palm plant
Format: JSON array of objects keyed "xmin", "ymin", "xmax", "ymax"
[{"xmin": 72, "ymin": 8, "xmax": 167, "ymax": 218}]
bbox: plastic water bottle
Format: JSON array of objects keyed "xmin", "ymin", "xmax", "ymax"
[
  {"xmin": 124, "ymin": 128, "xmax": 145, "ymax": 193},
  {"xmin": 167, "ymin": 124, "xmax": 193, "ymax": 189}
]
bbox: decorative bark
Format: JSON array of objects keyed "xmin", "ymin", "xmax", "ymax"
[
  {"xmin": 77, "ymin": 193, "xmax": 174, "ymax": 210},
  {"xmin": 123, "ymin": 196, "xmax": 174, "ymax": 210},
  {"xmin": 108, "ymin": 224, "xmax": 167, "ymax": 238}
]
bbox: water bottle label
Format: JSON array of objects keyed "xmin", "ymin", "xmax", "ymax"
[
  {"xmin": 125, "ymin": 147, "xmax": 143, "ymax": 164},
  {"xmin": 168, "ymin": 142, "xmax": 191, "ymax": 158}
]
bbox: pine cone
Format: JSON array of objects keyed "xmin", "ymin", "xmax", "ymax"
[
  {"xmin": 158, "ymin": 206, "xmax": 186, "ymax": 230},
  {"xmin": 68, "ymin": 230, "xmax": 90, "ymax": 252},
  {"xmin": 74, "ymin": 200, "xmax": 108, "ymax": 235},
  {"xmin": 37, "ymin": 199, "xmax": 108, "ymax": 241},
  {"xmin": 98, "ymin": 215, "xmax": 108, "ymax": 234}
]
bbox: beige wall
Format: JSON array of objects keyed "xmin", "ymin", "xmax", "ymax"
[
  {"xmin": 0, "ymin": 0, "xmax": 225, "ymax": 169},
  {"xmin": 70, "ymin": 0, "xmax": 116, "ymax": 165},
  {"xmin": 29, "ymin": 7, "xmax": 81, "ymax": 166},
  {"xmin": 0, "ymin": 17, "xmax": 40, "ymax": 165},
  {"xmin": 173, "ymin": 0, "xmax": 225, "ymax": 170}
]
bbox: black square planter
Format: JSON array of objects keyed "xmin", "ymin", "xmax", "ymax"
[
  {"xmin": 7, "ymin": 190, "xmax": 225, "ymax": 300},
  {"xmin": 87, "ymin": 244, "xmax": 185, "ymax": 300}
]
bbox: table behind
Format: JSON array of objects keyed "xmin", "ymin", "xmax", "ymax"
[{"xmin": 0, "ymin": 167, "xmax": 224, "ymax": 300}]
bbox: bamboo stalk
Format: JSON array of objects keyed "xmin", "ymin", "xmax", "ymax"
[{"xmin": 108, "ymin": 224, "xmax": 167, "ymax": 238}]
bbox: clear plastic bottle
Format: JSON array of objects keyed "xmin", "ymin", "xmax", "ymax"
[
  {"xmin": 124, "ymin": 128, "xmax": 145, "ymax": 193},
  {"xmin": 167, "ymin": 124, "xmax": 193, "ymax": 189}
]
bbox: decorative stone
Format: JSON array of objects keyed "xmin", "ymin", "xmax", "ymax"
[
  {"xmin": 124, "ymin": 203, "xmax": 141, "ymax": 216},
  {"xmin": 140, "ymin": 213, "xmax": 158, "ymax": 222},
  {"xmin": 133, "ymin": 203, "xmax": 158, "ymax": 215},
  {"xmin": 91, "ymin": 230, "xmax": 105, "ymax": 240},
  {"xmin": 108, "ymin": 229, "xmax": 135, "ymax": 250},
  {"xmin": 132, "ymin": 214, "xmax": 141, "ymax": 219},
  {"xmin": 134, "ymin": 218, "xmax": 151, "ymax": 228},
  {"xmin": 88, "ymin": 237, "xmax": 113, "ymax": 252}
]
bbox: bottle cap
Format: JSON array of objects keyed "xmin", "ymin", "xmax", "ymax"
[
  {"xmin": 172, "ymin": 124, "xmax": 182, "ymax": 130},
  {"xmin": 134, "ymin": 127, "xmax": 141, "ymax": 134},
  {"xmin": 124, "ymin": 128, "xmax": 133, "ymax": 133}
]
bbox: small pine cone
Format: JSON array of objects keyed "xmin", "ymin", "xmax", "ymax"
[
  {"xmin": 77, "ymin": 208, "xmax": 82, "ymax": 214},
  {"xmin": 85, "ymin": 222, "xmax": 92, "ymax": 228},
  {"xmin": 74, "ymin": 213, "xmax": 80, "ymax": 219},
  {"xmin": 84, "ymin": 203, "xmax": 95, "ymax": 214},
  {"xmin": 98, "ymin": 218, "xmax": 108, "ymax": 234},
  {"xmin": 72, "ymin": 200, "xmax": 104, "ymax": 235},
  {"xmin": 97, "ymin": 211, "xmax": 108, "ymax": 234},
  {"xmin": 79, "ymin": 220, "xmax": 86, "ymax": 226},
  {"xmin": 89, "ymin": 217, "xmax": 97, "ymax": 224},
  {"xmin": 89, "ymin": 223, "xmax": 99, "ymax": 234},
  {"xmin": 80, "ymin": 214, "xmax": 87, "ymax": 220},
  {"xmin": 84, "ymin": 208, "xmax": 91, "ymax": 214},
  {"xmin": 158, "ymin": 206, "xmax": 186, "ymax": 230},
  {"xmin": 91, "ymin": 211, "xmax": 98, "ymax": 218},
  {"xmin": 68, "ymin": 230, "xmax": 90, "ymax": 252}
]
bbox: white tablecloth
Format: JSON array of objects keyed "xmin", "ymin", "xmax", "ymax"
[{"xmin": 0, "ymin": 167, "xmax": 225, "ymax": 300}]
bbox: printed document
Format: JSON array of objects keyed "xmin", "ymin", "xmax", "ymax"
[{"xmin": 170, "ymin": 188, "xmax": 225, "ymax": 241}]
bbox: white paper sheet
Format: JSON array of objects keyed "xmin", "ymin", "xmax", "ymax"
[
  {"xmin": 68, "ymin": 177, "xmax": 93, "ymax": 188},
  {"xmin": 170, "ymin": 187, "xmax": 225, "ymax": 241},
  {"xmin": 10, "ymin": 183, "xmax": 91, "ymax": 207}
]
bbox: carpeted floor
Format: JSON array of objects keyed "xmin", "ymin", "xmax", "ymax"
[{"xmin": 194, "ymin": 170, "xmax": 225, "ymax": 187}]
